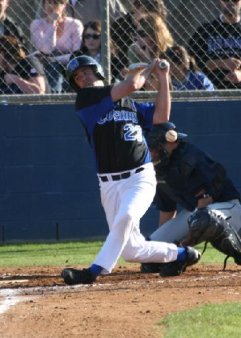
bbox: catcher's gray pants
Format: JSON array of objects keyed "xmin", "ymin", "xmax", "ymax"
[{"xmin": 149, "ymin": 199, "xmax": 241, "ymax": 243}]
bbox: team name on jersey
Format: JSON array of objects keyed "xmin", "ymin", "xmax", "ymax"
[
  {"xmin": 97, "ymin": 110, "xmax": 138, "ymax": 125},
  {"xmin": 208, "ymin": 36, "xmax": 241, "ymax": 54}
]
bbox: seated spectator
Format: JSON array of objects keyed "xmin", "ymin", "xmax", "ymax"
[
  {"xmin": 128, "ymin": 13, "xmax": 173, "ymax": 90},
  {"xmin": 188, "ymin": 0, "xmax": 241, "ymax": 89},
  {"xmin": 72, "ymin": 21, "xmax": 101, "ymax": 63},
  {"xmin": 30, "ymin": 0, "xmax": 83, "ymax": 93},
  {"xmin": 69, "ymin": 20, "xmax": 124, "ymax": 83},
  {"xmin": 0, "ymin": 35, "xmax": 47, "ymax": 94},
  {"xmin": 0, "ymin": 0, "xmax": 26, "ymax": 47},
  {"xmin": 111, "ymin": 0, "xmax": 167, "ymax": 73},
  {"xmin": 165, "ymin": 45, "xmax": 215, "ymax": 91},
  {"xmin": 128, "ymin": 13, "xmax": 173, "ymax": 65}
]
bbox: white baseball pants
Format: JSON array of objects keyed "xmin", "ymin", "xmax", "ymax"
[{"xmin": 93, "ymin": 163, "xmax": 178, "ymax": 273}]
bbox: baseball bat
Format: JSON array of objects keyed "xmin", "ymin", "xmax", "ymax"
[{"xmin": 128, "ymin": 60, "xmax": 169, "ymax": 73}]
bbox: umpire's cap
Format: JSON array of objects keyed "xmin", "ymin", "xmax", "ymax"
[
  {"xmin": 147, "ymin": 122, "xmax": 187, "ymax": 149},
  {"xmin": 66, "ymin": 55, "xmax": 105, "ymax": 90}
]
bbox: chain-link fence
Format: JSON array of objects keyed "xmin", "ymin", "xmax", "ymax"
[{"xmin": 1, "ymin": 0, "xmax": 241, "ymax": 94}]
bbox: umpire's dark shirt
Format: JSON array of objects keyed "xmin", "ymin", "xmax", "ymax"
[{"xmin": 154, "ymin": 141, "xmax": 240, "ymax": 212}]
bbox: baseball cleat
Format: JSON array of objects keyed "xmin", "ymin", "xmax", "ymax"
[
  {"xmin": 61, "ymin": 267, "xmax": 96, "ymax": 285},
  {"xmin": 159, "ymin": 246, "xmax": 201, "ymax": 277},
  {"xmin": 140, "ymin": 262, "xmax": 163, "ymax": 273}
]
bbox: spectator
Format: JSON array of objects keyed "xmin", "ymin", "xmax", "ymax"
[
  {"xmin": 0, "ymin": 0, "xmax": 26, "ymax": 47},
  {"xmin": 127, "ymin": 13, "xmax": 173, "ymax": 90},
  {"xmin": 69, "ymin": 20, "xmax": 124, "ymax": 82},
  {"xmin": 0, "ymin": 35, "xmax": 47, "ymax": 94},
  {"xmin": 71, "ymin": 20, "xmax": 101, "ymax": 63},
  {"xmin": 165, "ymin": 45, "xmax": 215, "ymax": 91},
  {"xmin": 128, "ymin": 13, "xmax": 173, "ymax": 65},
  {"xmin": 111, "ymin": 0, "xmax": 167, "ymax": 73},
  {"xmin": 30, "ymin": 0, "xmax": 83, "ymax": 93},
  {"xmin": 167, "ymin": 0, "xmax": 219, "ymax": 48},
  {"xmin": 189, "ymin": 0, "xmax": 241, "ymax": 89}
]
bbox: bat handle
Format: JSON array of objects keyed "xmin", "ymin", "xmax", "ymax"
[{"xmin": 158, "ymin": 60, "xmax": 169, "ymax": 69}]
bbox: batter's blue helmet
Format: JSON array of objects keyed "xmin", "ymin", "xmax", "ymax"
[{"xmin": 66, "ymin": 55, "xmax": 105, "ymax": 90}]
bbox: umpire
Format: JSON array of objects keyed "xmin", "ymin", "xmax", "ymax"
[{"xmin": 142, "ymin": 122, "xmax": 241, "ymax": 272}]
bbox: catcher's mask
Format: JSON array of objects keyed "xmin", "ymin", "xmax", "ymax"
[
  {"xmin": 66, "ymin": 55, "xmax": 105, "ymax": 91},
  {"xmin": 147, "ymin": 122, "xmax": 187, "ymax": 162}
]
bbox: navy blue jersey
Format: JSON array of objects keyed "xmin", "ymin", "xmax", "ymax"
[
  {"xmin": 75, "ymin": 86, "xmax": 154, "ymax": 173},
  {"xmin": 189, "ymin": 18, "xmax": 241, "ymax": 89},
  {"xmin": 172, "ymin": 71, "xmax": 214, "ymax": 91},
  {"xmin": 154, "ymin": 141, "xmax": 240, "ymax": 212}
]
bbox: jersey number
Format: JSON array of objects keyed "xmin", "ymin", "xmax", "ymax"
[{"xmin": 123, "ymin": 124, "xmax": 143, "ymax": 142}]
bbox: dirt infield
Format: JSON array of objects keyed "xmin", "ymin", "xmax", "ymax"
[{"xmin": 1, "ymin": 264, "xmax": 241, "ymax": 338}]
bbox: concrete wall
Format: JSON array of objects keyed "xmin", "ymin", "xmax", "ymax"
[{"xmin": 0, "ymin": 98, "xmax": 241, "ymax": 242}]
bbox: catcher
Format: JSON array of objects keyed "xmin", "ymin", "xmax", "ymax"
[{"xmin": 141, "ymin": 122, "xmax": 241, "ymax": 273}]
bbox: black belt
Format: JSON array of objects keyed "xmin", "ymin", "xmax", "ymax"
[{"xmin": 99, "ymin": 167, "xmax": 144, "ymax": 182}]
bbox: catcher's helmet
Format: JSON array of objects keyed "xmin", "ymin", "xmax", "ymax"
[
  {"xmin": 66, "ymin": 55, "xmax": 105, "ymax": 90},
  {"xmin": 147, "ymin": 122, "xmax": 187, "ymax": 149}
]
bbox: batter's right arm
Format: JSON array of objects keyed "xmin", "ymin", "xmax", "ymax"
[{"xmin": 110, "ymin": 60, "xmax": 157, "ymax": 102}]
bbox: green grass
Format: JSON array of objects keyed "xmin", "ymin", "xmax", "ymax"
[
  {"xmin": 0, "ymin": 241, "xmax": 104, "ymax": 267},
  {"xmin": 160, "ymin": 303, "xmax": 241, "ymax": 338},
  {"xmin": 0, "ymin": 241, "xmax": 229, "ymax": 267}
]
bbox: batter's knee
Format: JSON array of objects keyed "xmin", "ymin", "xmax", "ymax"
[{"xmin": 121, "ymin": 246, "xmax": 140, "ymax": 262}]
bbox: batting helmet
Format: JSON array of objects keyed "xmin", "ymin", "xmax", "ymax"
[
  {"xmin": 66, "ymin": 55, "xmax": 105, "ymax": 90},
  {"xmin": 147, "ymin": 122, "xmax": 187, "ymax": 149}
]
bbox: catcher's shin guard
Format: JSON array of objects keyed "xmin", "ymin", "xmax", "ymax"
[
  {"xmin": 188, "ymin": 207, "xmax": 241, "ymax": 266},
  {"xmin": 61, "ymin": 268, "xmax": 96, "ymax": 285}
]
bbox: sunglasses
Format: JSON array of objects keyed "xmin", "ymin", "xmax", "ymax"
[{"xmin": 84, "ymin": 34, "xmax": 101, "ymax": 40}]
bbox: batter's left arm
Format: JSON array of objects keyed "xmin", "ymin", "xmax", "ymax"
[{"xmin": 153, "ymin": 61, "xmax": 171, "ymax": 124}]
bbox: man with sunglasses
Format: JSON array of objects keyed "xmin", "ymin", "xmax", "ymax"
[
  {"xmin": 189, "ymin": 0, "xmax": 241, "ymax": 89},
  {"xmin": 60, "ymin": 55, "xmax": 201, "ymax": 285}
]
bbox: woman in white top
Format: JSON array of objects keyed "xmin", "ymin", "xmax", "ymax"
[{"xmin": 30, "ymin": 0, "xmax": 83, "ymax": 93}]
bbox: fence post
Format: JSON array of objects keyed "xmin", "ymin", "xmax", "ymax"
[{"xmin": 101, "ymin": 0, "xmax": 111, "ymax": 85}]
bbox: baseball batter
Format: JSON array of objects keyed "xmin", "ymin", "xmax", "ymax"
[
  {"xmin": 61, "ymin": 56, "xmax": 200, "ymax": 285},
  {"xmin": 141, "ymin": 122, "xmax": 241, "ymax": 273}
]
